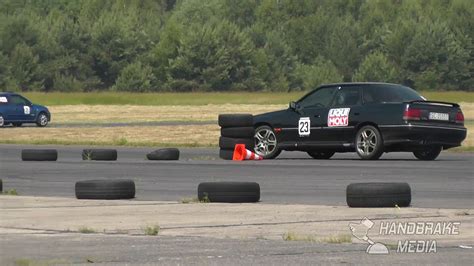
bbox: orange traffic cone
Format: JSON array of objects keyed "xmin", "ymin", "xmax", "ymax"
[{"xmin": 232, "ymin": 144, "xmax": 263, "ymax": 161}]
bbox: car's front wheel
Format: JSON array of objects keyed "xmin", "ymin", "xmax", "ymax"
[
  {"xmin": 413, "ymin": 146, "xmax": 442, "ymax": 161},
  {"xmin": 307, "ymin": 151, "xmax": 335, "ymax": 159},
  {"xmin": 254, "ymin": 125, "xmax": 281, "ymax": 159},
  {"xmin": 0, "ymin": 114, "xmax": 4, "ymax": 128},
  {"xmin": 36, "ymin": 113, "xmax": 48, "ymax": 127},
  {"xmin": 355, "ymin": 125, "xmax": 384, "ymax": 160}
]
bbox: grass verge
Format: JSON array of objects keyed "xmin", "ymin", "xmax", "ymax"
[
  {"xmin": 78, "ymin": 226, "xmax": 96, "ymax": 234},
  {"xmin": 282, "ymin": 232, "xmax": 352, "ymax": 244},
  {"xmin": 1, "ymin": 189, "xmax": 18, "ymax": 195},
  {"xmin": 143, "ymin": 225, "xmax": 160, "ymax": 236}
]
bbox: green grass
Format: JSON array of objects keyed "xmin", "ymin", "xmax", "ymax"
[
  {"xmin": 1, "ymin": 189, "xmax": 18, "ymax": 195},
  {"xmin": 282, "ymin": 232, "xmax": 352, "ymax": 244},
  {"xmin": 22, "ymin": 91, "xmax": 473, "ymax": 106},
  {"xmin": 143, "ymin": 225, "xmax": 160, "ymax": 236},
  {"xmin": 78, "ymin": 226, "xmax": 96, "ymax": 234}
]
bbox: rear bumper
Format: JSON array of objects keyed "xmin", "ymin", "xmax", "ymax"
[{"xmin": 379, "ymin": 124, "xmax": 467, "ymax": 150}]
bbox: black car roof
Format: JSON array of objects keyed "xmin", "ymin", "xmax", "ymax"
[{"xmin": 318, "ymin": 82, "xmax": 402, "ymax": 88}]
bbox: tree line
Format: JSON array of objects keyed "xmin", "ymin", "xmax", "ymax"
[{"xmin": 0, "ymin": 0, "xmax": 472, "ymax": 92}]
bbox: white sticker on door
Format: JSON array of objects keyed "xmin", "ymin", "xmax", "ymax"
[
  {"xmin": 23, "ymin": 106, "xmax": 31, "ymax": 115},
  {"xmin": 0, "ymin": 97, "xmax": 7, "ymax": 103},
  {"xmin": 328, "ymin": 108, "xmax": 350, "ymax": 127},
  {"xmin": 298, "ymin": 117, "xmax": 310, "ymax": 137}
]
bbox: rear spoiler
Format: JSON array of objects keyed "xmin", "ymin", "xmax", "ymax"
[{"xmin": 406, "ymin": 100, "xmax": 459, "ymax": 108}]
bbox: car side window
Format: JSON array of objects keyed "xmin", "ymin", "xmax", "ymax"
[
  {"xmin": 363, "ymin": 85, "xmax": 423, "ymax": 104},
  {"xmin": 330, "ymin": 87, "xmax": 361, "ymax": 107},
  {"xmin": 298, "ymin": 87, "xmax": 338, "ymax": 109},
  {"xmin": 9, "ymin": 95, "xmax": 29, "ymax": 105}
]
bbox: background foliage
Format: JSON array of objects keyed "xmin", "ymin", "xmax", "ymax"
[{"xmin": 0, "ymin": 0, "xmax": 472, "ymax": 92}]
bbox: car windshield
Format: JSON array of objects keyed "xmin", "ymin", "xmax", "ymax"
[{"xmin": 363, "ymin": 84, "xmax": 424, "ymax": 104}]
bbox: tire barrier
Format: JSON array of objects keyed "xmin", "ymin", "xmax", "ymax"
[
  {"xmin": 21, "ymin": 149, "xmax": 58, "ymax": 161},
  {"xmin": 82, "ymin": 149, "xmax": 118, "ymax": 161},
  {"xmin": 346, "ymin": 182, "xmax": 411, "ymax": 207},
  {"xmin": 146, "ymin": 148, "xmax": 180, "ymax": 160},
  {"xmin": 198, "ymin": 182, "xmax": 260, "ymax": 203},
  {"xmin": 75, "ymin": 179, "xmax": 135, "ymax": 200},
  {"xmin": 218, "ymin": 114, "xmax": 254, "ymax": 160}
]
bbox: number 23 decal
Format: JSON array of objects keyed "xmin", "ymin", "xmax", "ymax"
[{"xmin": 298, "ymin": 117, "xmax": 310, "ymax": 137}]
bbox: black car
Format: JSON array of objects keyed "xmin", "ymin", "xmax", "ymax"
[{"xmin": 253, "ymin": 83, "xmax": 466, "ymax": 160}]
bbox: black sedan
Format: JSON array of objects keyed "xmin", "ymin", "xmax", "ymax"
[{"xmin": 253, "ymin": 83, "xmax": 467, "ymax": 160}]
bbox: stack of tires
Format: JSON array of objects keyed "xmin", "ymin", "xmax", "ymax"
[{"xmin": 218, "ymin": 114, "xmax": 255, "ymax": 160}]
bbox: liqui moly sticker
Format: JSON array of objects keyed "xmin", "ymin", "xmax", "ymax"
[
  {"xmin": 328, "ymin": 108, "xmax": 350, "ymax": 127},
  {"xmin": 0, "ymin": 97, "xmax": 7, "ymax": 103}
]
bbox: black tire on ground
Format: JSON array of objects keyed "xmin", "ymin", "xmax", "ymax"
[
  {"xmin": 346, "ymin": 183, "xmax": 411, "ymax": 207},
  {"xmin": 219, "ymin": 137, "xmax": 254, "ymax": 150},
  {"xmin": 219, "ymin": 149, "xmax": 234, "ymax": 160},
  {"xmin": 147, "ymin": 148, "xmax": 180, "ymax": 160},
  {"xmin": 220, "ymin": 127, "xmax": 255, "ymax": 138},
  {"xmin": 82, "ymin": 149, "xmax": 118, "ymax": 161},
  {"xmin": 218, "ymin": 114, "xmax": 253, "ymax": 128},
  {"xmin": 0, "ymin": 179, "xmax": 2, "ymax": 192},
  {"xmin": 198, "ymin": 182, "xmax": 260, "ymax": 203},
  {"xmin": 21, "ymin": 149, "xmax": 58, "ymax": 161},
  {"xmin": 75, "ymin": 179, "xmax": 135, "ymax": 200},
  {"xmin": 413, "ymin": 146, "xmax": 442, "ymax": 161},
  {"xmin": 307, "ymin": 151, "xmax": 335, "ymax": 159}
]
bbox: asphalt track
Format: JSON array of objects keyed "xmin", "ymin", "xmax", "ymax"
[{"xmin": 1, "ymin": 144, "xmax": 472, "ymax": 209}]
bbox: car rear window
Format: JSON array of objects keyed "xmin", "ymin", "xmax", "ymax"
[{"xmin": 363, "ymin": 85, "xmax": 423, "ymax": 104}]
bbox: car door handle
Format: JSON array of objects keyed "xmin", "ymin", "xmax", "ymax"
[{"xmin": 314, "ymin": 114, "xmax": 320, "ymax": 118}]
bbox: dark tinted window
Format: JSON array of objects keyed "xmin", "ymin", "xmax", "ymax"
[
  {"xmin": 331, "ymin": 87, "xmax": 361, "ymax": 106},
  {"xmin": 363, "ymin": 85, "xmax": 423, "ymax": 104},
  {"xmin": 298, "ymin": 87, "xmax": 338, "ymax": 108},
  {"xmin": 9, "ymin": 95, "xmax": 29, "ymax": 105}
]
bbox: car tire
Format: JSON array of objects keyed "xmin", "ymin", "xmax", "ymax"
[
  {"xmin": 218, "ymin": 114, "xmax": 253, "ymax": 128},
  {"xmin": 0, "ymin": 179, "xmax": 2, "ymax": 192},
  {"xmin": 219, "ymin": 149, "xmax": 234, "ymax": 160},
  {"xmin": 82, "ymin": 149, "xmax": 118, "ymax": 161},
  {"xmin": 147, "ymin": 148, "xmax": 180, "ymax": 160},
  {"xmin": 36, "ymin": 112, "xmax": 49, "ymax": 127},
  {"xmin": 307, "ymin": 151, "xmax": 335, "ymax": 159},
  {"xmin": 355, "ymin": 125, "xmax": 384, "ymax": 160},
  {"xmin": 220, "ymin": 127, "xmax": 255, "ymax": 138},
  {"xmin": 413, "ymin": 146, "xmax": 442, "ymax": 161},
  {"xmin": 198, "ymin": 182, "xmax": 260, "ymax": 203},
  {"xmin": 346, "ymin": 182, "xmax": 411, "ymax": 207},
  {"xmin": 219, "ymin": 137, "xmax": 254, "ymax": 150},
  {"xmin": 12, "ymin": 122, "xmax": 22, "ymax": 127},
  {"xmin": 254, "ymin": 125, "xmax": 281, "ymax": 159},
  {"xmin": 0, "ymin": 114, "xmax": 4, "ymax": 128},
  {"xmin": 75, "ymin": 179, "xmax": 135, "ymax": 200},
  {"xmin": 21, "ymin": 149, "xmax": 58, "ymax": 161}
]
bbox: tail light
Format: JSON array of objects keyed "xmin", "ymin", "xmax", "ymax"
[
  {"xmin": 403, "ymin": 107, "xmax": 421, "ymax": 121},
  {"xmin": 455, "ymin": 111, "xmax": 464, "ymax": 124}
]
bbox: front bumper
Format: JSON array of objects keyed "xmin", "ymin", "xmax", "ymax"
[{"xmin": 379, "ymin": 123, "xmax": 467, "ymax": 150}]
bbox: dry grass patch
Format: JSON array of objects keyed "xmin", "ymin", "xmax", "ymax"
[
  {"xmin": 0, "ymin": 125, "xmax": 220, "ymax": 147},
  {"xmin": 283, "ymin": 232, "xmax": 352, "ymax": 244},
  {"xmin": 50, "ymin": 104, "xmax": 285, "ymax": 124}
]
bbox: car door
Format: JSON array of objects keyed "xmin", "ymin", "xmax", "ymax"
[
  {"xmin": 1, "ymin": 95, "xmax": 17, "ymax": 122},
  {"xmin": 295, "ymin": 86, "xmax": 338, "ymax": 146},
  {"xmin": 324, "ymin": 86, "xmax": 363, "ymax": 143},
  {"xmin": 8, "ymin": 95, "xmax": 34, "ymax": 121}
]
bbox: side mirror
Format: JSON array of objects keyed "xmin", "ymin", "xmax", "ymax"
[{"xmin": 289, "ymin": 101, "xmax": 297, "ymax": 110}]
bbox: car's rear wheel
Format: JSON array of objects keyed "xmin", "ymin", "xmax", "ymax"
[
  {"xmin": 413, "ymin": 146, "xmax": 442, "ymax": 161},
  {"xmin": 307, "ymin": 151, "xmax": 335, "ymax": 159},
  {"xmin": 355, "ymin": 125, "xmax": 383, "ymax": 160},
  {"xmin": 0, "ymin": 114, "xmax": 4, "ymax": 127},
  {"xmin": 36, "ymin": 113, "xmax": 48, "ymax": 127},
  {"xmin": 254, "ymin": 125, "xmax": 281, "ymax": 159}
]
